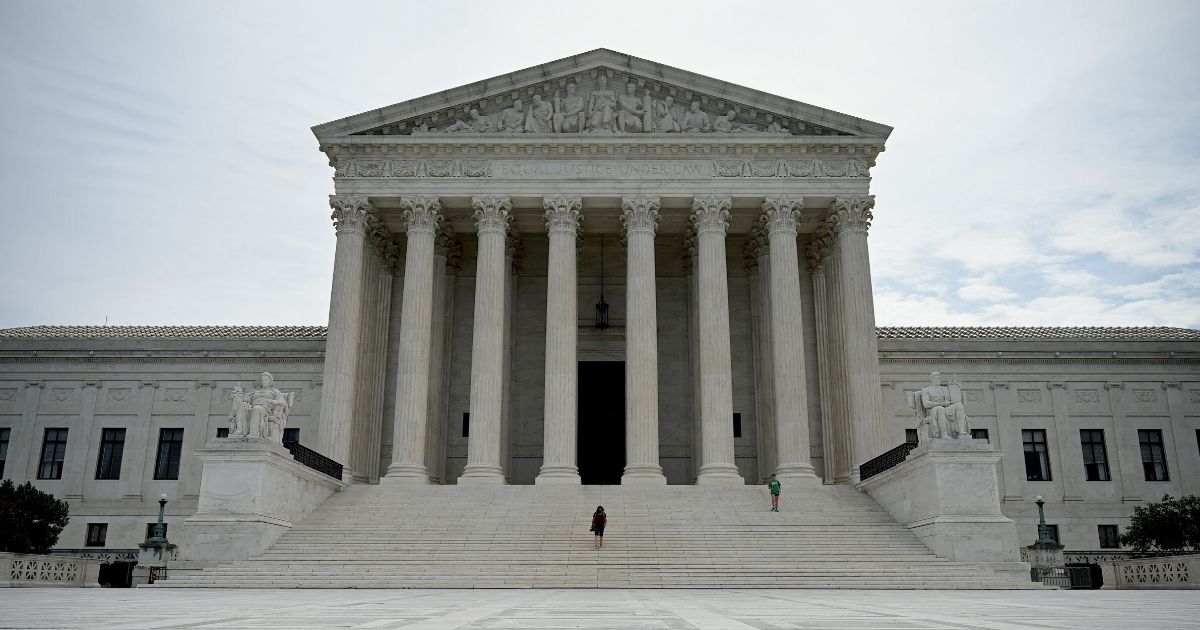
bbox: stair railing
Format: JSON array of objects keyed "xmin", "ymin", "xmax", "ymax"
[
  {"xmin": 282, "ymin": 439, "xmax": 343, "ymax": 481},
  {"xmin": 859, "ymin": 440, "xmax": 919, "ymax": 481}
]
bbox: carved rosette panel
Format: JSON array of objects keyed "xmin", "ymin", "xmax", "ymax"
[
  {"xmin": 329, "ymin": 195, "xmax": 372, "ymax": 234},
  {"xmin": 761, "ymin": 196, "xmax": 803, "ymax": 237},
  {"xmin": 620, "ymin": 195, "xmax": 661, "ymax": 237},
  {"xmin": 831, "ymin": 195, "xmax": 875, "ymax": 234},
  {"xmin": 690, "ymin": 195, "xmax": 732, "ymax": 235},
  {"xmin": 471, "ymin": 195, "xmax": 513, "ymax": 236},
  {"xmin": 543, "ymin": 195, "xmax": 583, "ymax": 236},
  {"xmin": 399, "ymin": 196, "xmax": 443, "ymax": 236}
]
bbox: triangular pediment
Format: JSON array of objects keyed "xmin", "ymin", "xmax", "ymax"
[{"xmin": 312, "ymin": 49, "xmax": 891, "ymax": 141}]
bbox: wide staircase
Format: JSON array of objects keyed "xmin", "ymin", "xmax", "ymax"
[{"xmin": 158, "ymin": 483, "xmax": 1035, "ymax": 588}]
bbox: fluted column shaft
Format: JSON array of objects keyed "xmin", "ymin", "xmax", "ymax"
[
  {"xmin": 748, "ymin": 232, "xmax": 777, "ymax": 482},
  {"xmin": 692, "ymin": 195, "xmax": 743, "ymax": 485},
  {"xmin": 620, "ymin": 195, "xmax": 667, "ymax": 484},
  {"xmin": 823, "ymin": 234, "xmax": 855, "ymax": 482},
  {"xmin": 460, "ymin": 195, "xmax": 512, "ymax": 484},
  {"xmin": 385, "ymin": 197, "xmax": 443, "ymax": 482},
  {"xmin": 319, "ymin": 195, "xmax": 371, "ymax": 472},
  {"xmin": 537, "ymin": 196, "xmax": 582, "ymax": 484},
  {"xmin": 833, "ymin": 196, "xmax": 886, "ymax": 472},
  {"xmin": 762, "ymin": 197, "xmax": 817, "ymax": 480},
  {"xmin": 424, "ymin": 229, "xmax": 456, "ymax": 483}
]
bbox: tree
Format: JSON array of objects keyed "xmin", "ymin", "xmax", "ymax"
[
  {"xmin": 1120, "ymin": 494, "xmax": 1200, "ymax": 555},
  {"xmin": 0, "ymin": 480, "xmax": 71, "ymax": 554}
]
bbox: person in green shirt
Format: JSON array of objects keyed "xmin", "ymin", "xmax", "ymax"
[{"xmin": 768, "ymin": 474, "xmax": 782, "ymax": 512}]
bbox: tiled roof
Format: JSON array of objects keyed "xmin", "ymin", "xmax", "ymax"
[
  {"xmin": 0, "ymin": 326, "xmax": 328, "ymax": 340},
  {"xmin": 875, "ymin": 326, "xmax": 1200, "ymax": 341},
  {"xmin": 1, "ymin": 325, "xmax": 1197, "ymax": 342}
]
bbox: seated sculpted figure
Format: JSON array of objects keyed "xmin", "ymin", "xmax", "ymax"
[
  {"xmin": 650, "ymin": 95, "xmax": 681, "ymax": 133},
  {"xmin": 442, "ymin": 109, "xmax": 491, "ymax": 133},
  {"xmin": 681, "ymin": 101, "xmax": 710, "ymax": 133},
  {"xmin": 497, "ymin": 99, "xmax": 525, "ymax": 133},
  {"xmin": 910, "ymin": 371, "xmax": 971, "ymax": 439},
  {"xmin": 616, "ymin": 82, "xmax": 645, "ymax": 132},
  {"xmin": 524, "ymin": 94, "xmax": 554, "ymax": 133},
  {"xmin": 553, "ymin": 84, "xmax": 586, "ymax": 133},
  {"xmin": 587, "ymin": 75, "xmax": 617, "ymax": 133},
  {"xmin": 228, "ymin": 372, "xmax": 293, "ymax": 442}
]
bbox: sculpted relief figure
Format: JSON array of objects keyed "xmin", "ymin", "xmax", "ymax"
[
  {"xmin": 524, "ymin": 94, "xmax": 554, "ymax": 133},
  {"xmin": 497, "ymin": 99, "xmax": 526, "ymax": 133},
  {"xmin": 615, "ymin": 82, "xmax": 646, "ymax": 132},
  {"xmin": 681, "ymin": 101, "xmax": 711, "ymax": 133},
  {"xmin": 586, "ymin": 75, "xmax": 618, "ymax": 133},
  {"xmin": 649, "ymin": 95, "xmax": 681, "ymax": 132},
  {"xmin": 552, "ymin": 84, "xmax": 586, "ymax": 133},
  {"xmin": 908, "ymin": 371, "xmax": 972, "ymax": 439},
  {"xmin": 442, "ymin": 109, "xmax": 492, "ymax": 133},
  {"xmin": 226, "ymin": 372, "xmax": 293, "ymax": 442},
  {"xmin": 765, "ymin": 117, "xmax": 789, "ymax": 134}
]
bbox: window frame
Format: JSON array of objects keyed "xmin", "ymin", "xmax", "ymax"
[
  {"xmin": 970, "ymin": 428, "xmax": 989, "ymax": 443},
  {"xmin": 1079, "ymin": 429, "xmax": 1111, "ymax": 482},
  {"xmin": 152, "ymin": 428, "xmax": 185, "ymax": 481},
  {"xmin": 85, "ymin": 523, "xmax": 108, "ymax": 547},
  {"xmin": 1022, "ymin": 429, "xmax": 1052, "ymax": 482},
  {"xmin": 37, "ymin": 428, "xmax": 69, "ymax": 480},
  {"xmin": 905, "ymin": 428, "xmax": 919, "ymax": 444},
  {"xmin": 282, "ymin": 427, "xmax": 300, "ymax": 443},
  {"xmin": 1098, "ymin": 524, "xmax": 1120, "ymax": 549},
  {"xmin": 94, "ymin": 428, "xmax": 126, "ymax": 480},
  {"xmin": 0, "ymin": 427, "xmax": 10, "ymax": 479},
  {"xmin": 1138, "ymin": 429, "xmax": 1169, "ymax": 482}
]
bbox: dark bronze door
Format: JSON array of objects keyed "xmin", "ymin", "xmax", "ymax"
[{"xmin": 577, "ymin": 361, "xmax": 625, "ymax": 484}]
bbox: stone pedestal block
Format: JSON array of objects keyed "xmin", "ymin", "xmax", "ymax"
[
  {"xmin": 181, "ymin": 440, "xmax": 345, "ymax": 562},
  {"xmin": 859, "ymin": 438, "xmax": 1029, "ymax": 580}
]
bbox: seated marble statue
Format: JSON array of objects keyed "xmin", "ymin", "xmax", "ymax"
[
  {"xmin": 496, "ymin": 99, "xmax": 525, "ymax": 133},
  {"xmin": 553, "ymin": 84, "xmax": 586, "ymax": 133},
  {"xmin": 680, "ymin": 101, "xmax": 710, "ymax": 133},
  {"xmin": 909, "ymin": 371, "xmax": 971, "ymax": 439},
  {"xmin": 442, "ymin": 109, "xmax": 491, "ymax": 133},
  {"xmin": 616, "ymin": 82, "xmax": 645, "ymax": 133},
  {"xmin": 524, "ymin": 94, "xmax": 554, "ymax": 133},
  {"xmin": 650, "ymin": 96, "xmax": 681, "ymax": 133},
  {"xmin": 228, "ymin": 372, "xmax": 293, "ymax": 442},
  {"xmin": 587, "ymin": 75, "xmax": 617, "ymax": 133},
  {"xmin": 765, "ymin": 118, "xmax": 790, "ymax": 134}
]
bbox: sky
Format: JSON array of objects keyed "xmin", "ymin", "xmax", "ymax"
[{"xmin": 0, "ymin": 0, "xmax": 1197, "ymax": 329}]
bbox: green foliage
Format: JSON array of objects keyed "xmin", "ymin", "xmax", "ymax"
[
  {"xmin": 1119, "ymin": 494, "xmax": 1200, "ymax": 554},
  {"xmin": 0, "ymin": 480, "xmax": 71, "ymax": 554}
]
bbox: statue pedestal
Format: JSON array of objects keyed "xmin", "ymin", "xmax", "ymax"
[
  {"xmin": 1026, "ymin": 542, "xmax": 1067, "ymax": 585},
  {"xmin": 858, "ymin": 438, "xmax": 1030, "ymax": 582},
  {"xmin": 181, "ymin": 440, "xmax": 344, "ymax": 563}
]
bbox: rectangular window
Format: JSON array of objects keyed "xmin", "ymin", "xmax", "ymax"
[
  {"xmin": 153, "ymin": 428, "xmax": 184, "ymax": 481},
  {"xmin": 1022, "ymin": 429, "xmax": 1051, "ymax": 481},
  {"xmin": 905, "ymin": 428, "xmax": 919, "ymax": 444},
  {"xmin": 1079, "ymin": 429, "xmax": 1111, "ymax": 482},
  {"xmin": 1138, "ymin": 429, "xmax": 1169, "ymax": 481},
  {"xmin": 0, "ymin": 427, "xmax": 10, "ymax": 478},
  {"xmin": 145, "ymin": 522, "xmax": 168, "ymax": 541},
  {"xmin": 216, "ymin": 427, "xmax": 229, "ymax": 438},
  {"xmin": 38, "ymin": 428, "xmax": 69, "ymax": 480},
  {"xmin": 282, "ymin": 428, "xmax": 300, "ymax": 443},
  {"xmin": 971, "ymin": 429, "xmax": 989, "ymax": 442},
  {"xmin": 94, "ymin": 428, "xmax": 126, "ymax": 480},
  {"xmin": 732, "ymin": 413, "xmax": 742, "ymax": 438},
  {"xmin": 1046, "ymin": 524, "xmax": 1060, "ymax": 545},
  {"xmin": 86, "ymin": 523, "xmax": 107, "ymax": 547},
  {"xmin": 1098, "ymin": 524, "xmax": 1120, "ymax": 549},
  {"xmin": 1195, "ymin": 429, "xmax": 1199, "ymax": 457},
  {"xmin": 461, "ymin": 413, "xmax": 470, "ymax": 438}
]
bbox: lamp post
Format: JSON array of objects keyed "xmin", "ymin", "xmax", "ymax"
[
  {"xmin": 148, "ymin": 493, "xmax": 169, "ymax": 544},
  {"xmin": 594, "ymin": 235, "xmax": 609, "ymax": 329},
  {"xmin": 1034, "ymin": 495, "xmax": 1055, "ymax": 545}
]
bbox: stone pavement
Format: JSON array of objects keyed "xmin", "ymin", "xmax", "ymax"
[{"xmin": 2, "ymin": 589, "xmax": 1199, "ymax": 629}]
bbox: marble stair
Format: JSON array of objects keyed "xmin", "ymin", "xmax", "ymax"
[{"xmin": 156, "ymin": 483, "xmax": 1035, "ymax": 588}]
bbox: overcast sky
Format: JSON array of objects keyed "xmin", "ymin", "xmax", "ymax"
[{"xmin": 1, "ymin": 0, "xmax": 1197, "ymax": 329}]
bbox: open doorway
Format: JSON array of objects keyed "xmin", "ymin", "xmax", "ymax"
[{"xmin": 577, "ymin": 361, "xmax": 625, "ymax": 484}]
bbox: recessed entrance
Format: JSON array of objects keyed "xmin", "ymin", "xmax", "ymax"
[{"xmin": 577, "ymin": 361, "xmax": 625, "ymax": 485}]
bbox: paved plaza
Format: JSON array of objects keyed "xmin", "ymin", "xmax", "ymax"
[{"xmin": 1, "ymin": 588, "xmax": 1198, "ymax": 629}]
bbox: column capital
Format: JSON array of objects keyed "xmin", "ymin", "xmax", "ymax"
[
  {"xmin": 831, "ymin": 195, "xmax": 876, "ymax": 234},
  {"xmin": 506, "ymin": 227, "xmax": 524, "ymax": 272},
  {"xmin": 434, "ymin": 224, "xmax": 459, "ymax": 258},
  {"xmin": 680, "ymin": 227, "xmax": 697, "ymax": 275},
  {"xmin": 399, "ymin": 196, "xmax": 443, "ymax": 236},
  {"xmin": 543, "ymin": 195, "xmax": 583, "ymax": 236},
  {"xmin": 691, "ymin": 195, "xmax": 732, "ymax": 235},
  {"xmin": 761, "ymin": 196, "xmax": 803, "ymax": 236},
  {"xmin": 743, "ymin": 224, "xmax": 769, "ymax": 272},
  {"xmin": 367, "ymin": 217, "xmax": 395, "ymax": 259},
  {"xmin": 383, "ymin": 240, "xmax": 403, "ymax": 273},
  {"xmin": 621, "ymin": 195, "xmax": 661, "ymax": 236},
  {"xmin": 472, "ymin": 195, "xmax": 512, "ymax": 235},
  {"xmin": 329, "ymin": 195, "xmax": 372, "ymax": 234},
  {"xmin": 806, "ymin": 223, "xmax": 835, "ymax": 273}
]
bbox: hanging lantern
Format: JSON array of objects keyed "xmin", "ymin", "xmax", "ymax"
[{"xmin": 595, "ymin": 235, "xmax": 610, "ymax": 330}]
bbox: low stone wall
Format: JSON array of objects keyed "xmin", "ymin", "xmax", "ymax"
[
  {"xmin": 1102, "ymin": 554, "xmax": 1198, "ymax": 589},
  {"xmin": 1, "ymin": 552, "xmax": 101, "ymax": 587}
]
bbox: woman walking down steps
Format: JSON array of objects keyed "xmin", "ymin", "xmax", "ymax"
[{"xmin": 590, "ymin": 506, "xmax": 607, "ymax": 550}]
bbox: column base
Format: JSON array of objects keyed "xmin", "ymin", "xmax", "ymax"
[
  {"xmin": 457, "ymin": 464, "xmax": 507, "ymax": 485},
  {"xmin": 696, "ymin": 463, "xmax": 744, "ymax": 486},
  {"xmin": 773, "ymin": 463, "xmax": 819, "ymax": 480},
  {"xmin": 535, "ymin": 464, "xmax": 581, "ymax": 485},
  {"xmin": 381, "ymin": 463, "xmax": 431, "ymax": 484},
  {"xmin": 621, "ymin": 464, "xmax": 667, "ymax": 485}
]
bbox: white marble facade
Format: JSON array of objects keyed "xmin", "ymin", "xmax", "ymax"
[{"xmin": 0, "ymin": 50, "xmax": 1197, "ymax": 562}]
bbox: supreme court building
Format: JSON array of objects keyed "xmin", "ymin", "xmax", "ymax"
[{"xmin": 1, "ymin": 50, "xmax": 1197, "ymax": 586}]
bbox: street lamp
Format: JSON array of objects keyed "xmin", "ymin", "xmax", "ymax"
[
  {"xmin": 148, "ymin": 493, "xmax": 169, "ymax": 544},
  {"xmin": 1034, "ymin": 495, "xmax": 1056, "ymax": 545},
  {"xmin": 595, "ymin": 235, "xmax": 610, "ymax": 330}
]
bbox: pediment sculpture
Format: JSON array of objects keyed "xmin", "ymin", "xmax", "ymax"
[
  {"xmin": 227, "ymin": 372, "xmax": 293, "ymax": 443},
  {"xmin": 907, "ymin": 371, "xmax": 973, "ymax": 440}
]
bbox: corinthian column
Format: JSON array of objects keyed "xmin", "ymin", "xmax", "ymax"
[
  {"xmin": 691, "ymin": 195, "xmax": 743, "ymax": 485},
  {"xmin": 761, "ymin": 197, "xmax": 818, "ymax": 480},
  {"xmin": 384, "ymin": 196, "xmax": 443, "ymax": 483},
  {"xmin": 537, "ymin": 195, "xmax": 582, "ymax": 484},
  {"xmin": 832, "ymin": 195, "xmax": 886, "ymax": 474},
  {"xmin": 319, "ymin": 195, "xmax": 371, "ymax": 473},
  {"xmin": 621, "ymin": 195, "xmax": 667, "ymax": 485},
  {"xmin": 460, "ymin": 195, "xmax": 512, "ymax": 484}
]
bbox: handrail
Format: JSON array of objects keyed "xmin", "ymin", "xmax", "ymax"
[
  {"xmin": 859, "ymin": 440, "xmax": 919, "ymax": 481},
  {"xmin": 282, "ymin": 439, "xmax": 343, "ymax": 481}
]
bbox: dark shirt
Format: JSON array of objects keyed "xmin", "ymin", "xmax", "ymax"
[{"xmin": 592, "ymin": 513, "xmax": 607, "ymax": 528}]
